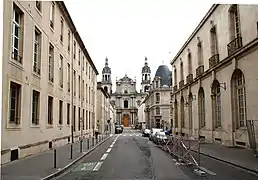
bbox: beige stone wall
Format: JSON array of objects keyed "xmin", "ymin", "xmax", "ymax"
[
  {"xmin": 2, "ymin": 0, "xmax": 98, "ymax": 164},
  {"xmin": 171, "ymin": 4, "xmax": 258, "ymax": 150}
]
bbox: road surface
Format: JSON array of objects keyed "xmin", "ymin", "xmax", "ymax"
[{"xmin": 55, "ymin": 128, "xmax": 258, "ymax": 180}]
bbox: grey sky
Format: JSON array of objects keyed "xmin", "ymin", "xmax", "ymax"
[{"xmin": 65, "ymin": 0, "xmax": 213, "ymax": 91}]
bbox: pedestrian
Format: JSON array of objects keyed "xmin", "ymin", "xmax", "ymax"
[{"xmin": 95, "ymin": 127, "xmax": 99, "ymax": 140}]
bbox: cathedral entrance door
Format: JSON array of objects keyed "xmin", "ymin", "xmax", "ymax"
[{"xmin": 123, "ymin": 114, "xmax": 130, "ymax": 127}]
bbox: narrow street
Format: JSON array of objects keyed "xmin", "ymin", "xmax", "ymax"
[{"xmin": 55, "ymin": 129, "xmax": 258, "ymax": 180}]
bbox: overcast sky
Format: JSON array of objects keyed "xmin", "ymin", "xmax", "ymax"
[{"xmin": 65, "ymin": 0, "xmax": 213, "ymax": 91}]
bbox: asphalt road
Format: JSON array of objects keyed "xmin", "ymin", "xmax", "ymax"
[{"xmin": 55, "ymin": 129, "xmax": 258, "ymax": 180}]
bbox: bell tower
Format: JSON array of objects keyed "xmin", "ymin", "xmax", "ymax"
[
  {"xmin": 101, "ymin": 57, "xmax": 112, "ymax": 94},
  {"xmin": 141, "ymin": 57, "xmax": 151, "ymax": 93}
]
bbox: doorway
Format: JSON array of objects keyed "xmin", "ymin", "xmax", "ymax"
[{"xmin": 123, "ymin": 114, "xmax": 130, "ymax": 127}]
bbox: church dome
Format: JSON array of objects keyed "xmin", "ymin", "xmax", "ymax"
[
  {"xmin": 142, "ymin": 57, "xmax": 151, "ymax": 73},
  {"xmin": 102, "ymin": 57, "xmax": 111, "ymax": 74},
  {"xmin": 155, "ymin": 65, "xmax": 172, "ymax": 87}
]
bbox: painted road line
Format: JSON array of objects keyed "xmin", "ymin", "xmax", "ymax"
[
  {"xmin": 199, "ymin": 166, "xmax": 216, "ymax": 176},
  {"xmin": 93, "ymin": 162, "xmax": 103, "ymax": 171},
  {"xmin": 130, "ymin": 134, "xmax": 132, "ymax": 136},
  {"xmin": 100, "ymin": 153, "xmax": 108, "ymax": 161},
  {"xmin": 110, "ymin": 144, "xmax": 114, "ymax": 148},
  {"xmin": 106, "ymin": 148, "xmax": 112, "ymax": 153}
]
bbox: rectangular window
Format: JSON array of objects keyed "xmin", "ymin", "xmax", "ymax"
[
  {"xmin": 89, "ymin": 66, "xmax": 91, "ymax": 80},
  {"xmin": 86, "ymin": 110, "xmax": 88, "ymax": 129},
  {"xmin": 73, "ymin": 106, "xmax": 76, "ymax": 131},
  {"xmin": 33, "ymin": 27, "xmax": 41, "ymax": 75},
  {"xmin": 156, "ymin": 93, "xmax": 160, "ymax": 103},
  {"xmin": 82, "ymin": 80, "xmax": 84, "ymax": 100},
  {"xmin": 78, "ymin": 75, "xmax": 81, "ymax": 98},
  {"xmin": 48, "ymin": 44, "xmax": 54, "ymax": 82},
  {"xmin": 49, "ymin": 2, "xmax": 55, "ymax": 29},
  {"xmin": 59, "ymin": 100, "xmax": 63, "ymax": 125},
  {"xmin": 60, "ymin": 18, "xmax": 64, "ymax": 42},
  {"xmin": 83, "ymin": 109, "xmax": 85, "ymax": 130},
  {"xmin": 59, "ymin": 55, "xmax": 63, "ymax": 88},
  {"xmin": 35, "ymin": 1, "xmax": 42, "ymax": 12},
  {"xmin": 12, "ymin": 4, "xmax": 23, "ymax": 63},
  {"xmin": 86, "ymin": 61, "xmax": 88, "ymax": 75},
  {"xmin": 68, "ymin": 63, "xmax": 70, "ymax": 92},
  {"xmin": 86, "ymin": 84, "xmax": 88, "ymax": 102},
  {"xmin": 257, "ymin": 21, "xmax": 258, "ymax": 36},
  {"xmin": 67, "ymin": 103, "xmax": 70, "ymax": 125},
  {"xmin": 89, "ymin": 86, "xmax": 91, "ymax": 104},
  {"xmin": 48, "ymin": 96, "xmax": 53, "ymax": 125},
  {"xmin": 73, "ymin": 70, "xmax": 76, "ymax": 96},
  {"xmin": 9, "ymin": 82, "xmax": 21, "ymax": 124},
  {"xmin": 73, "ymin": 41, "xmax": 76, "ymax": 59},
  {"xmin": 68, "ymin": 30, "xmax": 70, "ymax": 52},
  {"xmin": 89, "ymin": 111, "xmax": 91, "ymax": 129},
  {"xmin": 82, "ymin": 56, "xmax": 85, "ymax": 71},
  {"xmin": 78, "ymin": 49, "xmax": 81, "ymax": 66},
  {"xmin": 78, "ymin": 107, "xmax": 81, "ymax": 130},
  {"xmin": 32, "ymin": 90, "xmax": 40, "ymax": 125}
]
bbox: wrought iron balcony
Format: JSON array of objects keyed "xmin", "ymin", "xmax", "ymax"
[
  {"xmin": 196, "ymin": 65, "xmax": 204, "ymax": 78},
  {"xmin": 209, "ymin": 54, "xmax": 220, "ymax": 69},
  {"xmin": 186, "ymin": 74, "xmax": 193, "ymax": 84},
  {"xmin": 179, "ymin": 80, "xmax": 184, "ymax": 89},
  {"xmin": 227, "ymin": 37, "xmax": 242, "ymax": 56},
  {"xmin": 173, "ymin": 85, "xmax": 178, "ymax": 92}
]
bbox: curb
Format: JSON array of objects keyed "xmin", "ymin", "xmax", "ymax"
[
  {"xmin": 192, "ymin": 150, "xmax": 258, "ymax": 175},
  {"xmin": 41, "ymin": 135, "xmax": 112, "ymax": 180}
]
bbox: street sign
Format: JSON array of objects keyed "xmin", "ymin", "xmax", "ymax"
[{"xmin": 72, "ymin": 162, "xmax": 98, "ymax": 172}]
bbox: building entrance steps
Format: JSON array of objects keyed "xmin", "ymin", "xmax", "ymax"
[
  {"xmin": 197, "ymin": 143, "xmax": 258, "ymax": 174},
  {"xmin": 1, "ymin": 134, "xmax": 111, "ymax": 180}
]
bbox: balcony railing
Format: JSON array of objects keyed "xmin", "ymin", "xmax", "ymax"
[
  {"xmin": 179, "ymin": 80, "xmax": 184, "ymax": 89},
  {"xmin": 196, "ymin": 65, "xmax": 204, "ymax": 78},
  {"xmin": 186, "ymin": 74, "xmax": 193, "ymax": 84},
  {"xmin": 173, "ymin": 85, "xmax": 178, "ymax": 92},
  {"xmin": 227, "ymin": 37, "xmax": 242, "ymax": 56},
  {"xmin": 209, "ymin": 54, "xmax": 220, "ymax": 69}
]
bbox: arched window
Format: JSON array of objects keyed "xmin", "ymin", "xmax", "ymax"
[
  {"xmin": 197, "ymin": 41, "xmax": 204, "ymax": 66},
  {"xmin": 145, "ymin": 74, "xmax": 147, "ymax": 80},
  {"xmin": 144, "ymin": 86, "xmax": 148, "ymax": 92},
  {"xmin": 124, "ymin": 100, "xmax": 128, "ymax": 108},
  {"xmin": 124, "ymin": 90, "xmax": 128, "ymax": 94},
  {"xmin": 211, "ymin": 80, "xmax": 222, "ymax": 128},
  {"xmin": 198, "ymin": 87, "xmax": 205, "ymax": 128},
  {"xmin": 180, "ymin": 62, "xmax": 184, "ymax": 81},
  {"xmin": 104, "ymin": 86, "xmax": 108, "ymax": 93},
  {"xmin": 188, "ymin": 93, "xmax": 193, "ymax": 132},
  {"xmin": 174, "ymin": 99, "xmax": 178, "ymax": 128},
  {"xmin": 231, "ymin": 69, "xmax": 247, "ymax": 129},
  {"xmin": 188, "ymin": 53, "xmax": 192, "ymax": 75},
  {"xmin": 180, "ymin": 96, "xmax": 185, "ymax": 128},
  {"xmin": 210, "ymin": 26, "xmax": 218, "ymax": 56}
]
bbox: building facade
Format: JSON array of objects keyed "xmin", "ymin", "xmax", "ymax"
[
  {"xmin": 143, "ymin": 65, "xmax": 172, "ymax": 130},
  {"xmin": 137, "ymin": 101, "xmax": 146, "ymax": 129},
  {"xmin": 2, "ymin": 0, "xmax": 98, "ymax": 164},
  {"xmin": 96, "ymin": 83, "xmax": 110, "ymax": 134},
  {"xmin": 170, "ymin": 4, "xmax": 258, "ymax": 150},
  {"xmin": 101, "ymin": 58, "xmax": 150, "ymax": 127}
]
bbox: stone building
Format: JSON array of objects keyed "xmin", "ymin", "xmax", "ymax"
[
  {"xmin": 1, "ymin": 0, "xmax": 98, "ymax": 164},
  {"xmin": 170, "ymin": 4, "xmax": 258, "ymax": 150},
  {"xmin": 143, "ymin": 65, "xmax": 172, "ymax": 129},
  {"xmin": 100, "ymin": 57, "xmax": 150, "ymax": 127},
  {"xmin": 97, "ymin": 83, "xmax": 110, "ymax": 134}
]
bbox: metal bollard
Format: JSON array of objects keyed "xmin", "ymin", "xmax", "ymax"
[
  {"xmin": 54, "ymin": 149, "xmax": 57, "ymax": 168},
  {"xmin": 92, "ymin": 137, "xmax": 94, "ymax": 146},
  {"xmin": 70, "ymin": 144, "xmax": 73, "ymax": 159},
  {"xmin": 80, "ymin": 139, "xmax": 83, "ymax": 153},
  {"xmin": 87, "ymin": 138, "xmax": 90, "ymax": 149}
]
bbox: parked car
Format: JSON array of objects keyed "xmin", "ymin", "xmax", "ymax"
[
  {"xmin": 115, "ymin": 125, "xmax": 123, "ymax": 134},
  {"xmin": 149, "ymin": 128, "xmax": 163, "ymax": 141},
  {"xmin": 142, "ymin": 129, "xmax": 151, "ymax": 137},
  {"xmin": 153, "ymin": 131, "xmax": 168, "ymax": 144}
]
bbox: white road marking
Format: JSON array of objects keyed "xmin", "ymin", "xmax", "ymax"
[
  {"xmin": 199, "ymin": 166, "xmax": 216, "ymax": 176},
  {"xmin": 93, "ymin": 162, "xmax": 103, "ymax": 171},
  {"xmin": 130, "ymin": 134, "xmax": 132, "ymax": 136},
  {"xmin": 100, "ymin": 153, "xmax": 108, "ymax": 161},
  {"xmin": 110, "ymin": 144, "xmax": 113, "ymax": 148},
  {"xmin": 106, "ymin": 148, "xmax": 112, "ymax": 153}
]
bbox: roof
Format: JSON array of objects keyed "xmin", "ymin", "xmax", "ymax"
[
  {"xmin": 170, "ymin": 4, "xmax": 218, "ymax": 65},
  {"xmin": 154, "ymin": 65, "xmax": 172, "ymax": 86},
  {"xmin": 97, "ymin": 82, "xmax": 110, "ymax": 98},
  {"xmin": 57, "ymin": 1, "xmax": 99, "ymax": 75}
]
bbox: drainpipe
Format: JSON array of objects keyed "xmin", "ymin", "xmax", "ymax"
[{"xmin": 71, "ymin": 30, "xmax": 76, "ymax": 143}]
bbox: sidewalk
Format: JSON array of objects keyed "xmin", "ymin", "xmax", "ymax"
[
  {"xmin": 199, "ymin": 143, "xmax": 258, "ymax": 174},
  {"xmin": 1, "ymin": 134, "xmax": 110, "ymax": 180}
]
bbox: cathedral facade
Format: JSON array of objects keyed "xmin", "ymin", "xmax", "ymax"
[{"xmin": 100, "ymin": 57, "xmax": 151, "ymax": 127}]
